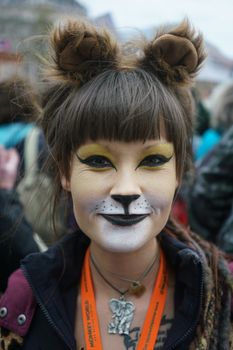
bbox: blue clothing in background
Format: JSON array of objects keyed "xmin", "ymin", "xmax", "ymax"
[
  {"xmin": 195, "ymin": 129, "xmax": 221, "ymax": 161},
  {"xmin": 0, "ymin": 122, "xmax": 34, "ymax": 149}
]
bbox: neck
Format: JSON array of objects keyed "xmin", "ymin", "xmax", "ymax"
[{"xmin": 90, "ymin": 238, "xmax": 159, "ymax": 288}]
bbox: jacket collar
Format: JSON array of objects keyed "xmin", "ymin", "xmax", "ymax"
[
  {"xmin": 22, "ymin": 231, "xmax": 90, "ymax": 292},
  {"xmin": 22, "ymin": 230, "xmax": 202, "ymax": 294}
]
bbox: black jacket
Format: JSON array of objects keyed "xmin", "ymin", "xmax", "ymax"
[
  {"xmin": 0, "ymin": 189, "xmax": 39, "ymax": 292},
  {"xmin": 17, "ymin": 230, "xmax": 204, "ymax": 350}
]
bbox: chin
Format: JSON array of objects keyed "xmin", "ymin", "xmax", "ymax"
[
  {"xmin": 84, "ymin": 217, "xmax": 162, "ymax": 253},
  {"xmin": 95, "ymin": 241, "xmax": 148, "ymax": 254},
  {"xmin": 94, "ymin": 228, "xmax": 155, "ymax": 254}
]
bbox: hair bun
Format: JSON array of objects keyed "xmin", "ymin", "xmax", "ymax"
[
  {"xmin": 48, "ymin": 19, "xmax": 119, "ymax": 85},
  {"xmin": 141, "ymin": 20, "xmax": 206, "ymax": 85},
  {"xmin": 152, "ymin": 34, "xmax": 198, "ymax": 72}
]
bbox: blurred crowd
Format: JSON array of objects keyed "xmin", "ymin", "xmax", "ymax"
[
  {"xmin": 173, "ymin": 81, "xmax": 233, "ymax": 253},
  {"xmin": 0, "ymin": 75, "xmax": 76, "ymax": 292}
]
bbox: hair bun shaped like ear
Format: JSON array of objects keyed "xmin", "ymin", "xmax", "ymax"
[
  {"xmin": 153, "ymin": 34, "xmax": 198, "ymax": 71},
  {"xmin": 47, "ymin": 19, "xmax": 119, "ymax": 85},
  {"xmin": 141, "ymin": 20, "xmax": 206, "ymax": 86}
]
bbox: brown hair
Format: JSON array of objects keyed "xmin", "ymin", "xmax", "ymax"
[
  {"xmin": 0, "ymin": 76, "xmax": 40, "ymax": 124},
  {"xmin": 40, "ymin": 18, "xmax": 205, "ymax": 209}
]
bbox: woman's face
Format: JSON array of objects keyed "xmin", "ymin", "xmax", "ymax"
[{"xmin": 62, "ymin": 139, "xmax": 178, "ymax": 253}]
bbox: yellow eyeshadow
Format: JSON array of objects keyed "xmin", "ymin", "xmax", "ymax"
[
  {"xmin": 140, "ymin": 166, "xmax": 163, "ymax": 171},
  {"xmin": 87, "ymin": 167, "xmax": 111, "ymax": 172},
  {"xmin": 142, "ymin": 143, "xmax": 174, "ymax": 159},
  {"xmin": 77, "ymin": 144, "xmax": 114, "ymax": 162},
  {"xmin": 138, "ymin": 143, "xmax": 174, "ymax": 170}
]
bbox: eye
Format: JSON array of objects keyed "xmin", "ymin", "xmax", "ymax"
[
  {"xmin": 138, "ymin": 154, "xmax": 172, "ymax": 168},
  {"xmin": 76, "ymin": 154, "xmax": 114, "ymax": 169}
]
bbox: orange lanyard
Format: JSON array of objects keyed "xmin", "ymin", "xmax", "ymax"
[{"xmin": 81, "ymin": 247, "xmax": 168, "ymax": 350}]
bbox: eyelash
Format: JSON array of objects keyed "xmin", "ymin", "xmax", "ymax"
[
  {"xmin": 76, "ymin": 155, "xmax": 114, "ymax": 168},
  {"xmin": 137, "ymin": 154, "xmax": 172, "ymax": 168},
  {"xmin": 77, "ymin": 154, "xmax": 172, "ymax": 169}
]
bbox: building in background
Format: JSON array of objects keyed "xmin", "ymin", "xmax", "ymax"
[
  {"xmin": 0, "ymin": 0, "xmax": 87, "ymax": 81},
  {"xmin": 1, "ymin": 4, "xmax": 233, "ymax": 96}
]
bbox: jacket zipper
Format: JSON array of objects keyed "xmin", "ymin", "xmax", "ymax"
[
  {"xmin": 21, "ymin": 265, "xmax": 75, "ymax": 350},
  {"xmin": 166, "ymin": 256, "xmax": 204, "ymax": 350}
]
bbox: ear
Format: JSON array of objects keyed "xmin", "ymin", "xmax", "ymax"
[
  {"xmin": 61, "ymin": 175, "xmax": 71, "ymax": 192},
  {"xmin": 46, "ymin": 19, "xmax": 119, "ymax": 86},
  {"xmin": 140, "ymin": 20, "xmax": 206, "ymax": 86}
]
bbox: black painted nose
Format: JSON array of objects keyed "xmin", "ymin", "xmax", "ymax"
[{"xmin": 111, "ymin": 195, "xmax": 140, "ymax": 208}]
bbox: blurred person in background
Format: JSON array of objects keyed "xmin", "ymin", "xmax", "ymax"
[
  {"xmin": 0, "ymin": 76, "xmax": 67, "ymax": 245},
  {"xmin": 0, "ymin": 146, "xmax": 39, "ymax": 293},
  {"xmin": 195, "ymin": 81, "xmax": 233, "ymax": 161},
  {"xmin": 172, "ymin": 88, "xmax": 210, "ymax": 225},
  {"xmin": 188, "ymin": 124, "xmax": 233, "ymax": 253},
  {"xmin": 192, "ymin": 87, "xmax": 211, "ymax": 156},
  {"xmin": 173, "ymin": 82, "xmax": 233, "ymax": 226},
  {"xmin": 0, "ymin": 76, "xmax": 44, "ymax": 175}
]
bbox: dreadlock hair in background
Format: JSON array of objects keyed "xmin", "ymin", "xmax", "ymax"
[{"xmin": 165, "ymin": 218, "xmax": 233, "ymax": 349}]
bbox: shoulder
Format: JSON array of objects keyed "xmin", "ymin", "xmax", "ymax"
[{"xmin": 0, "ymin": 269, "xmax": 36, "ymax": 338}]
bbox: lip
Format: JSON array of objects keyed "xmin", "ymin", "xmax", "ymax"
[{"xmin": 100, "ymin": 214, "xmax": 149, "ymax": 226}]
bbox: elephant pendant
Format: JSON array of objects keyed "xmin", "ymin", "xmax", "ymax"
[{"xmin": 108, "ymin": 296, "xmax": 135, "ymax": 335}]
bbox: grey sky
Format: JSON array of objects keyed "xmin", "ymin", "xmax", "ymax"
[{"xmin": 80, "ymin": 0, "xmax": 233, "ymax": 59}]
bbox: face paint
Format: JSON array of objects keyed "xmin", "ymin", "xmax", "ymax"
[
  {"xmin": 137, "ymin": 144, "xmax": 174, "ymax": 170},
  {"xmin": 142, "ymin": 143, "xmax": 174, "ymax": 159},
  {"xmin": 64, "ymin": 139, "xmax": 178, "ymax": 253},
  {"xmin": 94, "ymin": 195, "xmax": 152, "ymax": 215},
  {"xmin": 77, "ymin": 144, "xmax": 115, "ymax": 171},
  {"xmin": 91, "ymin": 195, "xmax": 153, "ymax": 227},
  {"xmin": 78, "ymin": 144, "xmax": 114, "ymax": 160}
]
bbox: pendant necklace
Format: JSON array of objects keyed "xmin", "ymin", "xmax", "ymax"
[
  {"xmin": 80, "ymin": 247, "xmax": 168, "ymax": 350},
  {"xmin": 90, "ymin": 252, "xmax": 159, "ymax": 335}
]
